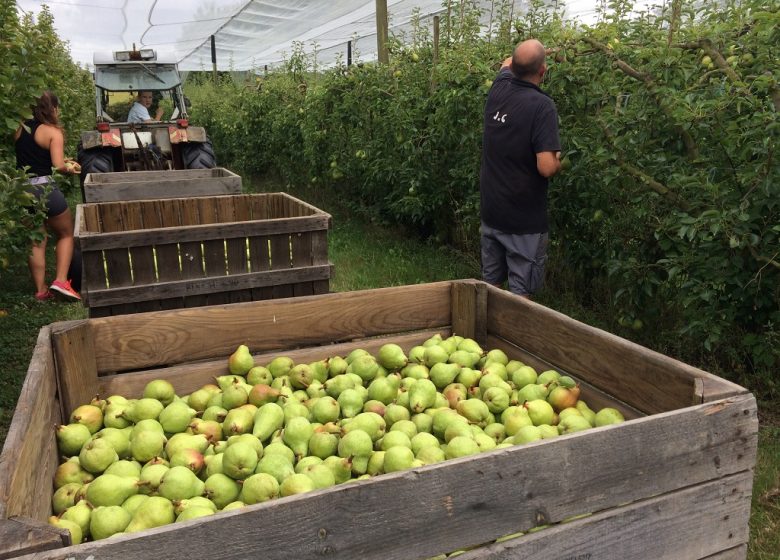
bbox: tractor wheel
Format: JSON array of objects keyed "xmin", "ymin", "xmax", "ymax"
[
  {"xmin": 78, "ymin": 147, "xmax": 114, "ymax": 182},
  {"xmin": 181, "ymin": 140, "xmax": 216, "ymax": 169}
]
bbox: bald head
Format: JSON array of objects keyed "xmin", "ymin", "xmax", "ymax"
[{"xmin": 511, "ymin": 39, "xmax": 547, "ymax": 83}]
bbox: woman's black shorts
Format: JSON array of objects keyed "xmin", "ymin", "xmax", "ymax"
[{"xmin": 26, "ymin": 179, "xmax": 69, "ymax": 218}]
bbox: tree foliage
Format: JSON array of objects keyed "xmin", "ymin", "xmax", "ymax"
[
  {"xmin": 186, "ymin": 0, "xmax": 778, "ymax": 392},
  {"xmin": 0, "ymin": 2, "xmax": 93, "ymax": 274}
]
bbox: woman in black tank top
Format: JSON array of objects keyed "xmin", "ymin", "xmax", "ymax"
[{"xmin": 13, "ymin": 91, "xmax": 81, "ymax": 301}]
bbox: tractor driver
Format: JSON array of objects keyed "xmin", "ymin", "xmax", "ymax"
[{"xmin": 127, "ymin": 91, "xmax": 164, "ymax": 123}]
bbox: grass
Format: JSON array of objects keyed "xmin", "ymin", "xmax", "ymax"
[{"xmin": 0, "ymin": 175, "xmax": 777, "ymax": 558}]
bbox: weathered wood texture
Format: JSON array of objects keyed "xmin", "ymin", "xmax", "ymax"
[
  {"xmin": 455, "ymin": 472, "xmax": 753, "ymax": 560},
  {"xmin": 0, "ymin": 518, "xmax": 68, "ymax": 560},
  {"xmin": 97, "ymin": 329, "xmax": 451, "ymax": 398},
  {"xmin": 15, "ymin": 395, "xmax": 757, "ymax": 560},
  {"xmin": 450, "ymin": 280, "xmax": 487, "ymax": 343},
  {"xmin": 88, "ymin": 282, "xmax": 453, "ymax": 374},
  {"xmin": 0, "ymin": 329, "xmax": 61, "ymax": 521},
  {"xmin": 83, "ymin": 168, "xmax": 241, "ymax": 203},
  {"xmin": 74, "ymin": 193, "xmax": 332, "ymax": 315},
  {"xmin": 51, "ymin": 321, "xmax": 98, "ymax": 418},
  {"xmin": 486, "ymin": 287, "xmax": 746, "ymax": 414}
]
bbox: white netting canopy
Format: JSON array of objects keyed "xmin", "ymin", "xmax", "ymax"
[{"xmin": 15, "ymin": 1, "xmax": 609, "ymax": 71}]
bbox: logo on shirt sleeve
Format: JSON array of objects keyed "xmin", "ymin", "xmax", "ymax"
[{"xmin": 492, "ymin": 111, "xmax": 508, "ymax": 123}]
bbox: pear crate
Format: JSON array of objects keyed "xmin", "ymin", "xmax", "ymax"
[
  {"xmin": 74, "ymin": 192, "xmax": 332, "ymax": 317},
  {"xmin": 0, "ymin": 281, "xmax": 757, "ymax": 559},
  {"xmin": 82, "ymin": 168, "xmax": 243, "ymax": 203}
]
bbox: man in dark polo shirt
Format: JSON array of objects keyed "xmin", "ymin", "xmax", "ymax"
[{"xmin": 480, "ymin": 39, "xmax": 561, "ymax": 298}]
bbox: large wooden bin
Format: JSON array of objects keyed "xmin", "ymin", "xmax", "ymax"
[
  {"xmin": 0, "ymin": 281, "xmax": 757, "ymax": 559},
  {"xmin": 74, "ymin": 193, "xmax": 332, "ymax": 317},
  {"xmin": 82, "ymin": 168, "xmax": 242, "ymax": 203}
]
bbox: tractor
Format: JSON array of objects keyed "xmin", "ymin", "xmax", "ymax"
[{"xmin": 77, "ymin": 46, "xmax": 216, "ymax": 181}]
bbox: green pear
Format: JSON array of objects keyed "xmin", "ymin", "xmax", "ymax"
[
  {"xmin": 389, "ymin": 419, "xmax": 417, "ymax": 441},
  {"xmin": 54, "ymin": 458, "xmax": 94, "ymax": 488},
  {"xmin": 445, "ymin": 436, "xmax": 480, "ymax": 459},
  {"xmin": 125, "ymin": 496, "xmax": 175, "ymax": 533},
  {"xmin": 60, "ymin": 500, "xmax": 92, "ymax": 538},
  {"xmin": 337, "ymin": 389, "xmax": 364, "ymax": 419},
  {"xmin": 379, "ymin": 431, "xmax": 412, "ymax": 451},
  {"xmin": 172, "ymin": 497, "xmax": 217, "ymax": 516},
  {"xmin": 255, "ymin": 454, "xmax": 295, "ymax": 484},
  {"xmin": 48, "ymin": 516, "xmax": 83, "ymax": 545},
  {"xmin": 92, "ymin": 427, "xmax": 130, "ymax": 459},
  {"xmin": 187, "ymin": 388, "xmax": 213, "ymax": 412},
  {"xmin": 457, "ymin": 338, "xmax": 483, "ymax": 355},
  {"xmin": 408, "ymin": 378, "xmax": 437, "ymax": 413},
  {"xmin": 283, "ymin": 400, "xmax": 311, "ymax": 424},
  {"xmin": 514, "ymin": 425, "xmax": 543, "ymax": 444},
  {"xmin": 558, "ymin": 415, "xmax": 592, "ymax": 434},
  {"xmin": 280, "ymin": 473, "xmax": 315, "ymax": 496},
  {"xmin": 56, "ymin": 423, "xmax": 92, "ymax": 457},
  {"xmin": 51, "ymin": 483, "xmax": 82, "ymax": 515},
  {"xmin": 448, "ymin": 350, "xmax": 481, "ymax": 368},
  {"xmin": 456, "ymin": 399, "xmax": 491, "ymax": 426},
  {"xmin": 122, "ymin": 494, "xmax": 150, "ymax": 516},
  {"xmin": 429, "ymin": 363, "xmax": 462, "ymax": 391},
  {"xmin": 139, "ymin": 463, "xmax": 169, "ymax": 494},
  {"xmin": 79, "ymin": 438, "xmax": 118, "ymax": 474},
  {"xmin": 482, "ymin": 386, "xmax": 510, "ymax": 414},
  {"xmin": 218, "ymin": 384, "xmax": 247, "ymax": 411},
  {"xmin": 377, "ymin": 343, "xmax": 407, "ymax": 371},
  {"xmin": 264, "ymin": 441, "xmax": 295, "ymax": 463},
  {"xmin": 247, "ymin": 366, "xmax": 273, "ymax": 386},
  {"xmin": 223, "ymin": 407, "xmax": 255, "ymax": 437},
  {"xmin": 323, "ymin": 456, "xmax": 353, "ymax": 484},
  {"xmin": 431, "ymin": 408, "xmax": 468, "ymax": 440},
  {"xmin": 338, "ymin": 429, "xmax": 373, "ymax": 460},
  {"xmin": 143, "ymin": 379, "xmax": 176, "ymax": 406},
  {"xmin": 485, "ymin": 348, "xmax": 509, "ymax": 365},
  {"xmin": 303, "ymin": 463, "xmax": 336, "ymax": 489},
  {"xmin": 383, "ymin": 446, "xmax": 415, "ymax": 473},
  {"xmin": 524, "ymin": 399, "xmax": 555, "ymax": 426},
  {"xmin": 366, "ymin": 376, "xmax": 397, "ymax": 405},
  {"xmin": 228, "ymin": 344, "xmax": 255, "ymax": 375},
  {"xmin": 158, "ymin": 466, "xmax": 205, "ymax": 501},
  {"xmin": 222, "ymin": 442, "xmax": 259, "ymax": 479},
  {"xmin": 401, "ymin": 363, "xmax": 429, "ymax": 380},
  {"xmin": 70, "ymin": 404, "xmax": 103, "ymax": 434},
  {"xmin": 537, "ymin": 369, "xmax": 561, "ymax": 385},
  {"xmin": 131, "ymin": 429, "xmax": 167, "ymax": 463},
  {"xmin": 176, "ymin": 506, "xmax": 214, "ymax": 522},
  {"xmin": 311, "ymin": 396, "xmax": 341, "ymax": 423},
  {"xmin": 423, "ymin": 344, "xmax": 449, "ymax": 367},
  {"xmin": 252, "ymin": 402, "xmax": 285, "ymax": 441},
  {"xmin": 308, "ymin": 431, "xmax": 339, "ymax": 460},
  {"xmin": 203, "ymin": 473, "xmax": 241, "ymax": 508},
  {"xmin": 169, "ymin": 448, "xmax": 205, "ymax": 474},
  {"xmin": 281, "ymin": 417, "xmax": 313, "ymax": 460},
  {"xmin": 483, "ymin": 422, "xmax": 506, "ymax": 443},
  {"xmin": 474, "ymin": 432, "xmax": 497, "ymax": 451},
  {"xmin": 267, "ymin": 356, "xmax": 294, "ymax": 378},
  {"xmin": 89, "ymin": 505, "xmax": 131, "ymax": 540},
  {"xmin": 341, "ymin": 412, "xmax": 386, "ymax": 442},
  {"xmin": 594, "ymin": 407, "xmax": 625, "ymax": 427},
  {"xmin": 103, "ymin": 403, "xmax": 131, "ymax": 429},
  {"xmin": 511, "ymin": 365, "xmax": 538, "ymax": 388},
  {"xmin": 410, "ymin": 432, "xmax": 440, "ymax": 455},
  {"xmin": 104, "ymin": 459, "xmax": 142, "ymax": 479},
  {"xmin": 517, "ymin": 383, "xmax": 549, "ymax": 404},
  {"xmin": 538, "ymin": 424, "xmax": 560, "ymax": 439},
  {"xmin": 416, "ymin": 445, "xmax": 446, "ymax": 465},
  {"xmin": 411, "ymin": 413, "xmax": 433, "ymax": 434},
  {"xmin": 503, "ymin": 407, "xmax": 533, "ymax": 436},
  {"xmin": 239, "ymin": 472, "xmax": 280, "ymax": 505}
]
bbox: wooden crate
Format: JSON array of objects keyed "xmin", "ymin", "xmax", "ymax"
[
  {"xmin": 74, "ymin": 193, "xmax": 332, "ymax": 317},
  {"xmin": 83, "ymin": 168, "xmax": 242, "ymax": 203},
  {"xmin": 0, "ymin": 281, "xmax": 757, "ymax": 560}
]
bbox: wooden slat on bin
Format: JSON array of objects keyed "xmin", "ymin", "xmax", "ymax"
[
  {"xmin": 122, "ymin": 201, "xmax": 155, "ymax": 286},
  {"xmin": 248, "ymin": 196, "xmax": 274, "ymax": 301},
  {"xmin": 98, "ymin": 202, "xmax": 132, "ymax": 289},
  {"xmin": 220, "ymin": 196, "xmax": 252, "ymax": 303},
  {"xmin": 197, "ymin": 198, "xmax": 230, "ymax": 306},
  {"xmin": 178, "ymin": 199, "xmax": 208, "ymax": 308},
  {"xmin": 291, "ymin": 231, "xmax": 314, "ymax": 296}
]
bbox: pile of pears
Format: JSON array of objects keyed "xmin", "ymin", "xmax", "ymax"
[{"xmin": 48, "ymin": 333, "xmax": 624, "ymax": 545}]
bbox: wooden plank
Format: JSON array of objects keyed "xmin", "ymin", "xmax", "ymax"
[
  {"xmin": 98, "ymin": 329, "xmax": 450, "ymax": 398},
  {"xmin": 17, "ymin": 396, "xmax": 756, "ymax": 560},
  {"xmin": 80, "ymin": 204, "xmax": 101, "ymax": 233},
  {"xmin": 122, "ymin": 201, "xmax": 156, "ymax": 285},
  {"xmin": 89, "ymin": 282, "xmax": 453, "ymax": 373},
  {"xmin": 51, "ymin": 321, "xmax": 99, "ymax": 418},
  {"xmin": 85, "ymin": 265, "xmax": 332, "ymax": 307},
  {"xmin": 455, "ymin": 472, "xmax": 753, "ymax": 560},
  {"xmin": 85, "ymin": 168, "xmax": 237, "ymax": 184},
  {"xmin": 248, "ymin": 196, "xmax": 272, "ymax": 304},
  {"xmin": 154, "ymin": 200, "xmax": 182, "ymax": 282},
  {"xmin": 450, "ymin": 280, "xmax": 487, "ymax": 343},
  {"xmin": 196, "ymin": 199, "xmax": 230, "ymax": 305},
  {"xmin": 269, "ymin": 232, "xmax": 292, "ymax": 270},
  {"xmin": 0, "ymin": 518, "xmax": 67, "ymax": 559},
  {"xmin": 98, "ymin": 203, "xmax": 133, "ymax": 289},
  {"xmin": 77, "ymin": 214, "xmax": 330, "ymax": 252},
  {"xmin": 486, "ymin": 287, "xmax": 744, "ymax": 414},
  {"xmin": 700, "ymin": 545, "xmax": 747, "ymax": 560},
  {"xmin": 226, "ymin": 197, "xmax": 253, "ymax": 303},
  {"xmin": 83, "ymin": 171, "xmax": 241, "ymax": 203},
  {"xmin": 177, "ymin": 199, "xmax": 209, "ymax": 309},
  {"xmin": 0, "ymin": 328, "xmax": 61, "ymax": 521}
]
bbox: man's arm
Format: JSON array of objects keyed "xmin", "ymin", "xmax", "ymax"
[{"xmin": 536, "ymin": 151, "xmax": 561, "ymax": 178}]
